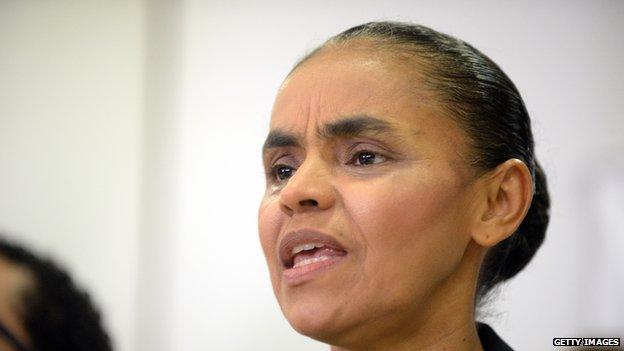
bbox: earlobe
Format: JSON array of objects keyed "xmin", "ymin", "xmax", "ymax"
[{"xmin": 471, "ymin": 159, "xmax": 534, "ymax": 248}]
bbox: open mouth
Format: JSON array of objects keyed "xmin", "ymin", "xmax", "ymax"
[
  {"xmin": 278, "ymin": 230, "xmax": 348, "ymax": 284},
  {"xmin": 287, "ymin": 243, "xmax": 347, "ymax": 269}
]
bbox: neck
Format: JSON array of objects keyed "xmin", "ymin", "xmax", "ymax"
[{"xmin": 330, "ymin": 241, "xmax": 485, "ymax": 351}]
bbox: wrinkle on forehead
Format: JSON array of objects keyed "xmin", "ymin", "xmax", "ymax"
[{"xmin": 271, "ymin": 52, "xmax": 425, "ymax": 136}]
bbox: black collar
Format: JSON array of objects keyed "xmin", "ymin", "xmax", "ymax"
[{"xmin": 477, "ymin": 322, "xmax": 514, "ymax": 351}]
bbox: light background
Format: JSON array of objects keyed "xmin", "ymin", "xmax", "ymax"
[{"xmin": 1, "ymin": 1, "xmax": 622, "ymax": 350}]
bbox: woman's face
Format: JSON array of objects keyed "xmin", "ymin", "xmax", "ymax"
[{"xmin": 258, "ymin": 47, "xmax": 481, "ymax": 345}]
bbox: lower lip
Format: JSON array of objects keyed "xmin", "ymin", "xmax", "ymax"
[{"xmin": 282, "ymin": 255, "xmax": 347, "ymax": 286}]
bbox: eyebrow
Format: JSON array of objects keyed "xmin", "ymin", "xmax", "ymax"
[
  {"xmin": 318, "ymin": 115, "xmax": 395, "ymax": 139},
  {"xmin": 262, "ymin": 115, "xmax": 397, "ymax": 154},
  {"xmin": 262, "ymin": 130, "xmax": 300, "ymax": 152}
]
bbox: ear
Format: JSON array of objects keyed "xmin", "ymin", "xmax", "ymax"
[{"xmin": 471, "ymin": 159, "xmax": 534, "ymax": 248}]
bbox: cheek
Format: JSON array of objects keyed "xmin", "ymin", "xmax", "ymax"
[
  {"xmin": 258, "ymin": 196, "xmax": 283, "ymax": 281},
  {"xmin": 342, "ymin": 169, "xmax": 471, "ymax": 292},
  {"xmin": 258, "ymin": 196, "xmax": 280, "ymax": 257}
]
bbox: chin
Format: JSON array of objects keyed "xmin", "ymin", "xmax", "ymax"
[{"xmin": 282, "ymin": 298, "xmax": 348, "ymax": 343}]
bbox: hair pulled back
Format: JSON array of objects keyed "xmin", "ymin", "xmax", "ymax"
[{"xmin": 294, "ymin": 22, "xmax": 550, "ymax": 302}]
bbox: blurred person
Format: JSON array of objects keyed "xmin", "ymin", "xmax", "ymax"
[
  {"xmin": 0, "ymin": 236, "xmax": 112, "ymax": 351},
  {"xmin": 258, "ymin": 22, "xmax": 550, "ymax": 350}
]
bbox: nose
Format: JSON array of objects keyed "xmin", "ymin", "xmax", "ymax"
[{"xmin": 279, "ymin": 156, "xmax": 335, "ymax": 216}]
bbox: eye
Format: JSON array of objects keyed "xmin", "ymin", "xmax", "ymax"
[
  {"xmin": 272, "ymin": 164, "xmax": 295, "ymax": 181},
  {"xmin": 351, "ymin": 150, "xmax": 387, "ymax": 166}
]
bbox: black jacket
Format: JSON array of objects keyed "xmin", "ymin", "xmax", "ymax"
[{"xmin": 478, "ymin": 323, "xmax": 514, "ymax": 351}]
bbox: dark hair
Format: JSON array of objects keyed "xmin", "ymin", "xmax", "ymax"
[
  {"xmin": 0, "ymin": 236, "xmax": 112, "ymax": 351},
  {"xmin": 294, "ymin": 22, "xmax": 550, "ymax": 302}
]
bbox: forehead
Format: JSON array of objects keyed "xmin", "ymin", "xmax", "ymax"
[
  {"xmin": 0, "ymin": 256, "xmax": 33, "ymax": 343},
  {"xmin": 0, "ymin": 256, "xmax": 32, "ymax": 305},
  {"xmin": 270, "ymin": 47, "xmax": 435, "ymax": 134}
]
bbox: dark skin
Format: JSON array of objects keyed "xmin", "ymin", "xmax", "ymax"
[
  {"xmin": 0, "ymin": 256, "xmax": 32, "ymax": 351},
  {"xmin": 258, "ymin": 42, "xmax": 533, "ymax": 351}
]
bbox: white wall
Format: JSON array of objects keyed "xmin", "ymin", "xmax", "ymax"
[
  {"xmin": 0, "ymin": 2, "xmax": 144, "ymax": 351},
  {"xmin": 166, "ymin": 0, "xmax": 624, "ymax": 350},
  {"xmin": 1, "ymin": 1, "xmax": 622, "ymax": 351}
]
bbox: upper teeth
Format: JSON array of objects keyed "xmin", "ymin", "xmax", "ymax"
[{"xmin": 292, "ymin": 243, "xmax": 325, "ymax": 255}]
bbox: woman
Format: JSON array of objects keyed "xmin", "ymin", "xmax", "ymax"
[{"xmin": 258, "ymin": 22, "xmax": 550, "ymax": 351}]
